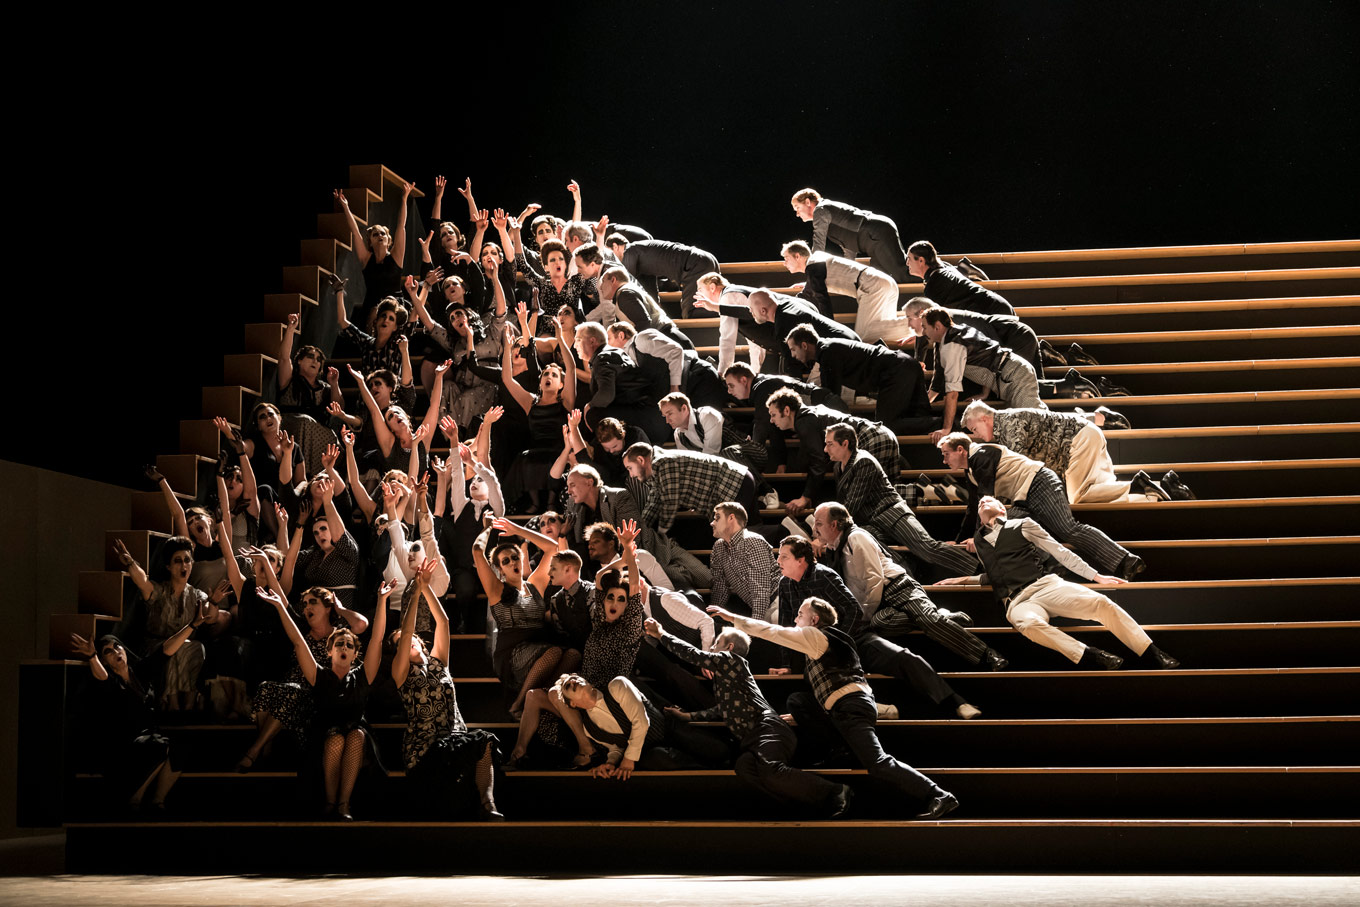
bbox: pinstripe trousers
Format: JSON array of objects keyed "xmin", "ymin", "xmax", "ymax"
[
  {"xmin": 868, "ymin": 503, "xmax": 980, "ymax": 578},
  {"xmin": 1021, "ymin": 468, "xmax": 1131, "ymax": 574},
  {"xmin": 870, "ymin": 575, "xmax": 990, "ymax": 664}
]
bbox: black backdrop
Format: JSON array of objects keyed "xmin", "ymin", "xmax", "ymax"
[{"xmin": 12, "ymin": 3, "xmax": 1357, "ymax": 486}]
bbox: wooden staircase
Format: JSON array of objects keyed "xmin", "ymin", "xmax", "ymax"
[{"xmin": 18, "ymin": 171, "xmax": 1360, "ymax": 871}]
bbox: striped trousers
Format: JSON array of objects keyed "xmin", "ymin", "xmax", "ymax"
[
  {"xmin": 1020, "ymin": 468, "xmax": 1131, "ymax": 574},
  {"xmin": 870, "ymin": 575, "xmax": 990, "ymax": 664},
  {"xmin": 868, "ymin": 503, "xmax": 980, "ymax": 579}
]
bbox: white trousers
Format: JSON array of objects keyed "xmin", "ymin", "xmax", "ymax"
[{"xmin": 1006, "ymin": 574, "xmax": 1152, "ymax": 663}]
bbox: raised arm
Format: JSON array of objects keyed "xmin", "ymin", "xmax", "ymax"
[
  {"xmin": 163, "ymin": 600, "xmax": 214, "ymax": 657},
  {"xmin": 469, "ymin": 208, "xmax": 489, "ymax": 262},
  {"xmin": 491, "ymin": 516, "xmax": 559, "ymax": 557},
  {"xmin": 280, "ymin": 523, "xmax": 305, "ymax": 596},
  {"xmin": 364, "ymin": 578, "xmax": 392, "ymax": 686},
  {"xmin": 339, "ymin": 427, "xmax": 376, "ymax": 522},
  {"xmin": 556, "ymin": 316, "xmax": 577, "ymax": 410},
  {"xmin": 146, "ymin": 463, "xmax": 188, "ymax": 539},
  {"xmin": 260, "ymin": 587, "xmax": 321, "ymax": 685},
  {"xmin": 237, "ymin": 450, "xmax": 261, "ymax": 518},
  {"xmin": 335, "ymin": 281, "xmax": 352, "ymax": 332},
  {"xmin": 456, "ymin": 177, "xmax": 478, "ymax": 223},
  {"xmin": 472, "ymin": 526, "xmax": 504, "ymax": 602},
  {"xmin": 278, "ymin": 313, "xmax": 300, "ymax": 389},
  {"xmin": 335, "ymin": 190, "xmax": 369, "ymax": 267},
  {"xmin": 112, "ymin": 539, "xmax": 156, "ymax": 602},
  {"xmin": 404, "ymin": 275, "xmax": 440, "ymax": 332},
  {"xmin": 217, "ymin": 519, "xmax": 246, "ymax": 601},
  {"xmin": 431, "ymin": 454, "xmax": 451, "ymax": 519},
  {"xmin": 348, "ymin": 364, "xmax": 396, "ymax": 456},
  {"xmin": 419, "ymin": 360, "xmax": 451, "ymax": 441},
  {"xmin": 392, "ymin": 181, "xmax": 413, "ymax": 265},
  {"xmin": 391, "ymin": 567, "xmax": 421, "ymax": 689},
  {"xmin": 568, "ymin": 180, "xmax": 582, "ymax": 224},
  {"xmin": 70, "ymin": 634, "xmax": 109, "ymax": 682},
  {"xmin": 500, "ymin": 324, "xmax": 535, "ymax": 414}
]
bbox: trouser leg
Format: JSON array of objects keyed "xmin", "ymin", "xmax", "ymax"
[
  {"xmin": 1021, "ymin": 575, "xmax": 1153, "ymax": 657},
  {"xmin": 1006, "ymin": 586, "xmax": 1086, "ymax": 663},
  {"xmin": 856, "ymin": 632, "xmax": 957, "ymax": 706},
  {"xmin": 1024, "ymin": 469, "xmax": 1130, "ymax": 573},
  {"xmin": 853, "ymin": 277, "xmax": 908, "ymax": 344},
  {"xmin": 871, "ymin": 580, "xmax": 989, "ymax": 664},
  {"xmin": 785, "ymin": 691, "xmax": 839, "ymax": 764},
  {"xmin": 1067, "ymin": 422, "xmax": 1131, "ymax": 504},
  {"xmin": 829, "ymin": 692, "xmax": 942, "ymax": 801},
  {"xmin": 998, "ymin": 356, "xmax": 1045, "ymax": 409},
  {"xmin": 871, "ymin": 504, "xmax": 979, "ymax": 578},
  {"xmin": 876, "ymin": 369, "xmax": 937, "ymax": 435},
  {"xmin": 861, "ymin": 218, "xmax": 910, "ymax": 284},
  {"xmin": 734, "ymin": 714, "xmax": 841, "ymax": 808}
]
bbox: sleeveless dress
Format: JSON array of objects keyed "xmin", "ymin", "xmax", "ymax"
[{"xmin": 489, "ymin": 583, "xmax": 553, "ymax": 688}]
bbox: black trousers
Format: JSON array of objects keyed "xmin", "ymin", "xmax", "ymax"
[
  {"xmin": 734, "ymin": 713, "xmax": 841, "ymax": 810},
  {"xmin": 855, "ymin": 631, "xmax": 958, "ymax": 707},
  {"xmin": 1022, "ymin": 468, "xmax": 1130, "ymax": 574},
  {"xmin": 858, "ymin": 216, "xmax": 909, "ymax": 283},
  {"xmin": 788, "ymin": 690, "xmax": 941, "ymax": 802}
]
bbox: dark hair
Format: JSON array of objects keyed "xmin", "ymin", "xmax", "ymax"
[
  {"xmin": 586, "ymin": 521, "xmax": 620, "ymax": 549},
  {"xmin": 605, "ymin": 233, "xmax": 630, "ymax": 248},
  {"xmin": 596, "ymin": 569, "xmax": 630, "ymax": 598},
  {"xmin": 826, "ymin": 422, "xmax": 859, "ymax": 454},
  {"xmin": 438, "ymin": 220, "xmax": 465, "ymax": 250},
  {"xmin": 714, "ymin": 501, "xmax": 749, "ymax": 527},
  {"xmin": 574, "ymin": 242, "xmax": 604, "ymax": 266},
  {"xmin": 779, "ymin": 535, "xmax": 817, "ymax": 569},
  {"xmin": 152, "ymin": 536, "xmax": 195, "ymax": 581},
  {"xmin": 785, "ymin": 323, "xmax": 820, "ymax": 347},
  {"xmin": 907, "ymin": 240, "xmax": 940, "ymax": 267},
  {"xmin": 623, "ymin": 442, "xmax": 655, "ymax": 463},
  {"xmin": 723, "ymin": 362, "xmax": 756, "ymax": 382},
  {"xmin": 539, "ymin": 239, "xmax": 569, "ymax": 263},
  {"xmin": 375, "ymin": 297, "xmax": 409, "ymax": 328},
  {"xmin": 922, "ymin": 306, "xmax": 953, "ymax": 330},
  {"xmin": 766, "ymin": 387, "xmax": 803, "ymax": 416},
  {"xmin": 595, "ymin": 418, "xmax": 627, "ymax": 443},
  {"xmin": 366, "ymin": 368, "xmax": 397, "ymax": 391},
  {"xmin": 491, "ymin": 542, "xmax": 521, "ymax": 573}
]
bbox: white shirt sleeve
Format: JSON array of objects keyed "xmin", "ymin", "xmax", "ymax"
[
  {"xmin": 698, "ymin": 408, "xmax": 724, "ymax": 456},
  {"xmin": 655, "ymin": 589, "xmax": 716, "ymax": 651},
  {"xmin": 633, "ymin": 330, "xmax": 686, "ymax": 386},
  {"xmin": 847, "ymin": 531, "xmax": 885, "ymax": 612},
  {"xmin": 634, "ymin": 548, "xmax": 674, "ymax": 591},
  {"xmin": 732, "ymin": 614, "xmax": 829, "ymax": 660},
  {"xmin": 611, "ymin": 677, "xmax": 651, "ymax": 763},
  {"xmin": 418, "ymin": 508, "xmax": 450, "ymax": 596},
  {"xmin": 1017, "ymin": 518, "xmax": 1099, "ymax": 580},
  {"xmin": 940, "ymin": 342, "xmax": 968, "ymax": 394}
]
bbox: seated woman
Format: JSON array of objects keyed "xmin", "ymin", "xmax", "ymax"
[
  {"xmin": 217, "ymin": 519, "xmax": 289, "ymax": 696},
  {"xmin": 498, "ymin": 315, "xmax": 577, "ymax": 513},
  {"xmin": 415, "ymin": 266, "xmax": 508, "ymax": 435},
  {"xmin": 336, "ymin": 287, "xmax": 411, "ymax": 379},
  {"xmin": 217, "ymin": 403, "xmax": 305, "ymax": 531},
  {"xmin": 145, "ymin": 464, "xmax": 232, "ymax": 593},
  {"xmin": 113, "ymin": 538, "xmax": 229, "ymax": 712},
  {"xmin": 71, "ymin": 606, "xmax": 210, "ymax": 814},
  {"xmin": 277, "ymin": 312, "xmax": 343, "ymax": 476},
  {"xmin": 473, "ymin": 518, "xmax": 580, "ymax": 719},
  {"xmin": 392, "ymin": 558, "xmax": 503, "ymax": 820},
  {"xmin": 235, "ymin": 568, "xmax": 369, "ymax": 773},
  {"xmin": 256, "ymin": 580, "xmax": 390, "ymax": 821},
  {"xmin": 511, "ymin": 230, "xmax": 594, "ymax": 332},
  {"xmin": 335, "ymin": 183, "xmax": 410, "ymax": 333},
  {"xmin": 508, "ymin": 521, "xmax": 648, "ymax": 768},
  {"xmin": 281, "ymin": 475, "xmax": 360, "ymax": 612},
  {"xmin": 345, "ymin": 359, "xmax": 447, "ymax": 480},
  {"xmin": 433, "ymin": 418, "xmax": 505, "ymax": 634},
  {"xmin": 471, "ymin": 208, "xmax": 521, "ymax": 313},
  {"xmin": 383, "ymin": 473, "xmax": 451, "ymax": 639}
]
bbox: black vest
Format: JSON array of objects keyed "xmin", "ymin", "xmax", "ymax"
[
  {"xmin": 647, "ymin": 589, "xmax": 705, "ymax": 650},
  {"xmin": 943, "ymin": 323, "xmax": 1009, "ymax": 374},
  {"xmin": 974, "ymin": 519, "xmax": 1050, "ymax": 603},
  {"xmin": 579, "ymin": 681, "xmax": 665, "ymax": 749},
  {"xmin": 806, "ymin": 625, "xmax": 868, "ymax": 708}
]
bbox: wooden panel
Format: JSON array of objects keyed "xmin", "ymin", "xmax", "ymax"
[
  {"xmin": 201, "ymin": 386, "xmax": 258, "ymax": 424},
  {"xmin": 243, "ymin": 323, "xmax": 284, "ymax": 356},
  {"xmin": 262, "ymin": 293, "xmax": 315, "ymax": 324},
  {"xmin": 48, "ymin": 614, "xmax": 99, "ymax": 660},
  {"xmin": 130, "ymin": 491, "xmax": 172, "ymax": 532},
  {"xmin": 156, "ymin": 453, "xmax": 209, "ymax": 496},
  {"xmin": 77, "ymin": 571, "xmax": 123, "ymax": 619},
  {"xmin": 223, "ymin": 353, "xmax": 272, "ymax": 394},
  {"xmin": 299, "ymin": 238, "xmax": 344, "ymax": 270},
  {"xmin": 280, "ymin": 266, "xmax": 326, "ymax": 301},
  {"xmin": 104, "ymin": 529, "xmax": 168, "ymax": 572},
  {"xmin": 316, "ymin": 212, "xmax": 363, "ymax": 243},
  {"xmin": 178, "ymin": 419, "xmax": 222, "ymax": 458}
]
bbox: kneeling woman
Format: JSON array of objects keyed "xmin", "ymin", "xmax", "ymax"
[
  {"xmin": 392, "ymin": 560, "xmax": 503, "ymax": 819},
  {"xmin": 256, "ymin": 582, "xmax": 391, "ymax": 820}
]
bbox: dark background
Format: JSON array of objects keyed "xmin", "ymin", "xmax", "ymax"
[{"xmin": 10, "ymin": 2, "xmax": 1357, "ymax": 487}]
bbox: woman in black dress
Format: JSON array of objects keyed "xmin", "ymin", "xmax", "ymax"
[
  {"xmin": 335, "ymin": 183, "xmax": 412, "ymax": 332},
  {"xmin": 257, "ymin": 580, "xmax": 390, "ymax": 821},
  {"xmin": 392, "ymin": 559, "xmax": 503, "ymax": 819},
  {"xmin": 70, "ymin": 604, "xmax": 210, "ymax": 813},
  {"xmin": 499, "ymin": 315, "xmax": 577, "ymax": 513}
]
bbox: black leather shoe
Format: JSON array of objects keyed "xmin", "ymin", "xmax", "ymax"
[
  {"xmin": 1096, "ymin": 405, "xmax": 1131, "ymax": 430},
  {"xmin": 1079, "ymin": 646, "xmax": 1124, "ymax": 670},
  {"xmin": 956, "ymin": 257, "xmax": 990, "ymax": 281},
  {"xmin": 914, "ymin": 792, "xmax": 960, "ymax": 820},
  {"xmin": 1066, "ymin": 342, "xmax": 1100, "ymax": 366},
  {"xmin": 1161, "ymin": 470, "xmax": 1196, "ymax": 500},
  {"xmin": 1095, "ymin": 375, "xmax": 1132, "ymax": 397},
  {"xmin": 827, "ymin": 783, "xmax": 855, "ymax": 819},
  {"xmin": 480, "ymin": 805, "xmax": 507, "ymax": 822},
  {"xmin": 980, "ymin": 649, "xmax": 1009, "ymax": 671},
  {"xmin": 938, "ymin": 608, "xmax": 973, "ymax": 627},
  {"xmin": 1144, "ymin": 645, "xmax": 1181, "ymax": 669},
  {"xmin": 1054, "ymin": 368, "xmax": 1101, "ymax": 399},
  {"xmin": 1129, "ymin": 470, "xmax": 1171, "ymax": 501},
  {"xmin": 1118, "ymin": 553, "xmax": 1147, "ymax": 581},
  {"xmin": 1039, "ymin": 339, "xmax": 1068, "ymax": 367}
]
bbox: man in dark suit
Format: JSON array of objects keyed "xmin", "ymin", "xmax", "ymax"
[
  {"xmin": 576, "ymin": 322, "xmax": 671, "ymax": 444},
  {"xmin": 786, "ymin": 324, "xmax": 936, "ymax": 434},
  {"xmin": 792, "ymin": 187, "xmax": 910, "ymax": 282},
  {"xmin": 608, "ymin": 235, "xmax": 721, "ymax": 318}
]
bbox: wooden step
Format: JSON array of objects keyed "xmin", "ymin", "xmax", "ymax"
[
  {"xmin": 243, "ymin": 323, "xmax": 285, "ymax": 357},
  {"xmin": 47, "ymin": 614, "xmax": 109, "ymax": 660},
  {"xmin": 76, "ymin": 571, "xmax": 124, "ymax": 620},
  {"xmin": 299, "ymin": 237, "xmax": 347, "ymax": 271},
  {"xmin": 316, "ymin": 212, "xmax": 363, "ymax": 244},
  {"xmin": 349, "ymin": 163, "xmax": 424, "ymax": 199},
  {"xmin": 129, "ymin": 491, "xmax": 173, "ymax": 533},
  {"xmin": 262, "ymin": 293, "xmax": 317, "ymax": 324},
  {"xmin": 200, "ymin": 385, "xmax": 259, "ymax": 425},
  {"xmin": 223, "ymin": 353, "xmax": 276, "ymax": 395},
  {"xmin": 280, "ymin": 265, "xmax": 331, "ymax": 304},
  {"xmin": 154, "ymin": 453, "xmax": 215, "ymax": 498},
  {"xmin": 104, "ymin": 529, "xmax": 169, "ymax": 572},
  {"xmin": 179, "ymin": 419, "xmax": 227, "ymax": 458}
]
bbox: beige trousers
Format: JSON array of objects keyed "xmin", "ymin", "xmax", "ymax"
[{"xmin": 1006, "ymin": 574, "xmax": 1152, "ymax": 663}]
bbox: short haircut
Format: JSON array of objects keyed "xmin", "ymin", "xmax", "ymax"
[
  {"xmin": 538, "ymin": 239, "xmax": 568, "ymax": 262},
  {"xmin": 586, "ymin": 521, "xmax": 620, "ymax": 548},
  {"xmin": 785, "ymin": 323, "xmax": 820, "ymax": 347},
  {"xmin": 563, "ymin": 221, "xmax": 593, "ymax": 244},
  {"xmin": 826, "ymin": 422, "xmax": 859, "ymax": 453},
  {"xmin": 939, "ymin": 431, "xmax": 974, "ymax": 453},
  {"xmin": 781, "ymin": 240, "xmax": 812, "ymax": 258},
  {"xmin": 576, "ymin": 321, "xmax": 607, "ymax": 349},
  {"xmin": 326, "ymin": 626, "xmax": 359, "ymax": 653},
  {"xmin": 962, "ymin": 400, "xmax": 997, "ymax": 428},
  {"xmin": 608, "ymin": 321, "xmax": 637, "ymax": 341},
  {"xmin": 530, "ymin": 214, "xmax": 560, "ymax": 232},
  {"xmin": 574, "ymin": 241, "xmax": 604, "ymax": 265},
  {"xmin": 566, "ymin": 464, "xmax": 602, "ymax": 486},
  {"xmin": 159, "ymin": 536, "xmax": 194, "ymax": 574},
  {"xmin": 766, "ymin": 387, "xmax": 804, "ymax": 415},
  {"xmin": 820, "ymin": 502, "xmax": 853, "ymax": 534},
  {"xmin": 602, "ymin": 265, "xmax": 631, "ymax": 284},
  {"xmin": 490, "ymin": 542, "xmax": 521, "ymax": 572},
  {"xmin": 623, "ymin": 442, "xmax": 655, "ymax": 463},
  {"xmin": 803, "ymin": 596, "xmax": 838, "ymax": 627},
  {"xmin": 907, "ymin": 240, "xmax": 940, "ymax": 267},
  {"xmin": 366, "ymin": 368, "xmax": 397, "ymax": 390},
  {"xmin": 922, "ymin": 306, "xmax": 953, "ymax": 330},
  {"xmin": 723, "ymin": 362, "xmax": 756, "ymax": 382},
  {"xmin": 294, "ymin": 344, "xmax": 325, "ymax": 367},
  {"xmin": 596, "ymin": 568, "xmax": 630, "ymax": 597},
  {"xmin": 715, "ymin": 627, "xmax": 751, "ymax": 657},
  {"xmin": 780, "ymin": 536, "xmax": 817, "ymax": 568},
  {"xmin": 552, "ymin": 549, "xmax": 584, "ymax": 571},
  {"xmin": 375, "ymin": 296, "xmax": 408, "ymax": 326},
  {"xmin": 302, "ymin": 586, "xmax": 338, "ymax": 611},
  {"xmin": 605, "ymin": 233, "xmax": 631, "ymax": 248},
  {"xmin": 659, "ymin": 392, "xmax": 691, "ymax": 411},
  {"xmin": 698, "ymin": 271, "xmax": 728, "ymax": 290},
  {"xmin": 902, "ymin": 297, "xmax": 934, "ymax": 317},
  {"xmin": 714, "ymin": 501, "xmax": 748, "ymax": 527},
  {"xmin": 791, "ymin": 188, "xmax": 822, "ymax": 205},
  {"xmin": 595, "ymin": 418, "xmax": 626, "ymax": 443}
]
